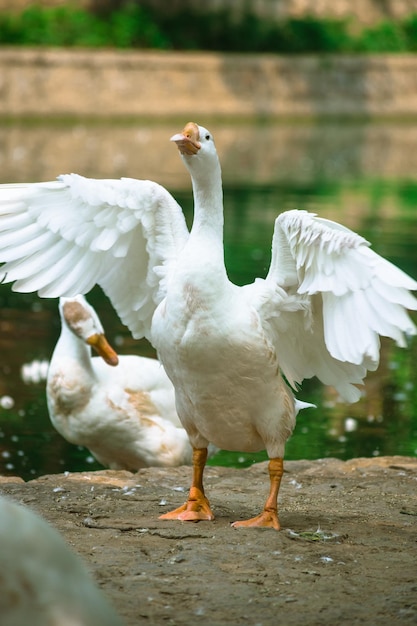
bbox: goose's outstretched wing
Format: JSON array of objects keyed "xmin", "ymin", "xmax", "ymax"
[
  {"xmin": 260, "ymin": 209, "xmax": 417, "ymax": 402},
  {"xmin": 0, "ymin": 174, "xmax": 189, "ymax": 339}
]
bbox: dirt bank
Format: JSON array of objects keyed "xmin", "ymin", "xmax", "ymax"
[{"xmin": 1, "ymin": 456, "xmax": 416, "ymax": 625}]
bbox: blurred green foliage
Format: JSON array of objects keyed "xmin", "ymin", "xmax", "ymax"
[
  {"xmin": 0, "ymin": 3, "xmax": 169, "ymax": 48},
  {"xmin": 1, "ymin": 3, "xmax": 417, "ymax": 52}
]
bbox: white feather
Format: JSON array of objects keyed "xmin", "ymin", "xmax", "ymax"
[{"xmin": 267, "ymin": 209, "xmax": 417, "ymax": 377}]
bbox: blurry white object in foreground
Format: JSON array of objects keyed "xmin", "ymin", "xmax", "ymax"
[{"xmin": 0, "ymin": 496, "xmax": 124, "ymax": 626}]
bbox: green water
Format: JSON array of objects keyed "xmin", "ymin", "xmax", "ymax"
[{"xmin": 0, "ymin": 122, "xmax": 416, "ymax": 480}]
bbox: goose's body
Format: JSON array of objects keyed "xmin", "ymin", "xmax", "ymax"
[
  {"xmin": 0, "ymin": 122, "xmax": 416, "ymax": 528},
  {"xmin": 153, "ymin": 277, "xmax": 297, "ymax": 456},
  {"xmin": 47, "ymin": 295, "xmax": 193, "ymax": 469},
  {"xmin": 0, "ymin": 496, "xmax": 123, "ymax": 626}
]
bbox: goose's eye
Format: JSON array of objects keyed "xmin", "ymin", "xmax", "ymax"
[{"xmin": 205, "ymin": 134, "xmax": 211, "ymax": 141}]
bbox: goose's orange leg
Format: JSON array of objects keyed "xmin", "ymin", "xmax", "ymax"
[
  {"xmin": 159, "ymin": 447, "xmax": 214, "ymax": 522},
  {"xmin": 231, "ymin": 458, "xmax": 283, "ymax": 530}
]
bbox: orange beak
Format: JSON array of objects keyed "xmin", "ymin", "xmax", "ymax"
[
  {"xmin": 171, "ymin": 121, "xmax": 201, "ymax": 155},
  {"xmin": 87, "ymin": 333, "xmax": 119, "ymax": 366}
]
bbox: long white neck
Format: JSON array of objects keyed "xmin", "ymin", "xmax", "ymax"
[
  {"xmin": 50, "ymin": 324, "xmax": 95, "ymax": 381},
  {"xmin": 185, "ymin": 153, "xmax": 226, "ymax": 270}
]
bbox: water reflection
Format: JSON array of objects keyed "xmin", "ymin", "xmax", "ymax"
[
  {"xmin": 0, "ymin": 119, "xmax": 416, "ymax": 479},
  {"xmin": 2, "ymin": 119, "xmax": 417, "ymax": 188}
]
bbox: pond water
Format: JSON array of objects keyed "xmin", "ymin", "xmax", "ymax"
[{"xmin": 0, "ymin": 119, "xmax": 416, "ymax": 480}]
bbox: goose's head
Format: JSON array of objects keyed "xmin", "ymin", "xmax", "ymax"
[
  {"xmin": 171, "ymin": 122, "xmax": 220, "ymax": 175},
  {"xmin": 59, "ymin": 295, "xmax": 119, "ymax": 366}
]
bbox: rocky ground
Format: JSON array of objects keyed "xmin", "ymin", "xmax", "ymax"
[{"xmin": 1, "ymin": 456, "xmax": 416, "ymax": 626}]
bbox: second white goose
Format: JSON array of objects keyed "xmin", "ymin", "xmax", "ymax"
[{"xmin": 47, "ymin": 294, "xmax": 194, "ymax": 469}]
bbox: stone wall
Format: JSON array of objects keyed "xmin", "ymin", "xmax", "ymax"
[
  {"xmin": 1, "ymin": 48, "xmax": 417, "ymax": 119},
  {"xmin": 1, "ymin": 48, "xmax": 417, "ymax": 187}
]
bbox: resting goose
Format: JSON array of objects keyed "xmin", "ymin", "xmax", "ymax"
[
  {"xmin": 0, "ymin": 496, "xmax": 124, "ymax": 626},
  {"xmin": 47, "ymin": 294, "xmax": 193, "ymax": 469},
  {"xmin": 0, "ymin": 122, "xmax": 416, "ymax": 529}
]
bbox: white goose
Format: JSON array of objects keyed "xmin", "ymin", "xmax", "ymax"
[
  {"xmin": 0, "ymin": 122, "xmax": 416, "ymax": 529},
  {"xmin": 0, "ymin": 496, "xmax": 124, "ymax": 626},
  {"xmin": 47, "ymin": 294, "xmax": 193, "ymax": 469}
]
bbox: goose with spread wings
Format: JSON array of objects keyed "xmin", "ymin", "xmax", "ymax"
[{"xmin": 0, "ymin": 122, "xmax": 416, "ymax": 529}]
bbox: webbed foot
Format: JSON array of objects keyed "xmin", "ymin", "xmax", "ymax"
[
  {"xmin": 159, "ymin": 491, "xmax": 214, "ymax": 522},
  {"xmin": 231, "ymin": 508, "xmax": 280, "ymax": 530}
]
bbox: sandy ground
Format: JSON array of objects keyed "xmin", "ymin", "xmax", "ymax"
[{"xmin": 1, "ymin": 456, "xmax": 416, "ymax": 626}]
